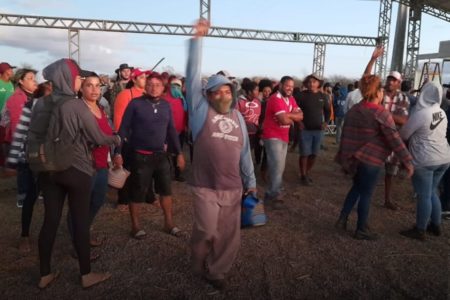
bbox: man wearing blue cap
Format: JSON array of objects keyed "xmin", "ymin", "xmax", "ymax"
[{"xmin": 186, "ymin": 19, "xmax": 256, "ymax": 290}]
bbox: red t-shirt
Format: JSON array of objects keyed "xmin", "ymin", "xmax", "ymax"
[
  {"xmin": 236, "ymin": 96, "xmax": 261, "ymax": 134},
  {"xmin": 92, "ymin": 110, "xmax": 113, "ymax": 169},
  {"xmin": 262, "ymin": 92, "xmax": 300, "ymax": 143},
  {"xmin": 164, "ymin": 94, "xmax": 187, "ymax": 134}
]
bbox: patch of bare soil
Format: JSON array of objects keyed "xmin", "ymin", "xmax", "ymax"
[{"xmin": 0, "ymin": 136, "xmax": 448, "ymax": 299}]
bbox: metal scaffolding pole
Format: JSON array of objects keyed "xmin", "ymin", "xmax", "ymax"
[
  {"xmin": 200, "ymin": 0, "xmax": 211, "ymax": 21},
  {"xmin": 312, "ymin": 43, "xmax": 326, "ymax": 78},
  {"xmin": 68, "ymin": 29, "xmax": 80, "ymax": 64},
  {"xmin": 376, "ymin": 0, "xmax": 393, "ymax": 78},
  {"xmin": 404, "ymin": 1, "xmax": 422, "ymax": 82}
]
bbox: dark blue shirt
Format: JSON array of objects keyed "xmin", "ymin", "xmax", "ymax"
[{"xmin": 118, "ymin": 95, "xmax": 181, "ymax": 154}]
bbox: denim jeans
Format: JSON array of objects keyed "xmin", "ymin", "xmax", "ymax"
[
  {"xmin": 335, "ymin": 117, "xmax": 345, "ymax": 145},
  {"xmin": 67, "ymin": 168, "xmax": 108, "ymax": 239},
  {"xmin": 412, "ymin": 163, "xmax": 450, "ymax": 230},
  {"xmin": 263, "ymin": 139, "xmax": 288, "ymax": 201},
  {"xmin": 339, "ymin": 162, "xmax": 381, "ymax": 230}
]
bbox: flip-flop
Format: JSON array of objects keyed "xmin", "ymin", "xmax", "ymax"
[
  {"xmin": 38, "ymin": 271, "xmax": 60, "ymax": 289},
  {"xmin": 131, "ymin": 229, "xmax": 147, "ymax": 240},
  {"xmin": 166, "ymin": 227, "xmax": 183, "ymax": 238}
]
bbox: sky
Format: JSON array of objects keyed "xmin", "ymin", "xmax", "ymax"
[{"xmin": 0, "ymin": 0, "xmax": 449, "ymax": 83}]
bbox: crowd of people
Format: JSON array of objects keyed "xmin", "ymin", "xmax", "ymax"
[{"xmin": 0, "ymin": 19, "xmax": 449, "ymax": 291}]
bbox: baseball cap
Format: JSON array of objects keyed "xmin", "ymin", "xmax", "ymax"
[
  {"xmin": 130, "ymin": 68, "xmax": 151, "ymax": 79},
  {"xmin": 170, "ymin": 78, "xmax": 183, "ymax": 87},
  {"xmin": 387, "ymin": 71, "xmax": 402, "ymax": 82},
  {"xmin": 216, "ymin": 70, "xmax": 235, "ymax": 80},
  {"xmin": 0, "ymin": 62, "xmax": 17, "ymax": 73}
]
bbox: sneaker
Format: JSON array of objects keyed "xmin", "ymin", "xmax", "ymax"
[
  {"xmin": 301, "ymin": 176, "xmax": 312, "ymax": 186},
  {"xmin": 441, "ymin": 210, "xmax": 450, "ymax": 216},
  {"xmin": 335, "ymin": 217, "xmax": 348, "ymax": 231},
  {"xmin": 400, "ymin": 227, "xmax": 425, "ymax": 241},
  {"xmin": 16, "ymin": 197, "xmax": 23, "ymax": 208},
  {"xmin": 205, "ymin": 277, "xmax": 226, "ymax": 291},
  {"xmin": 354, "ymin": 228, "xmax": 379, "ymax": 240},
  {"xmin": 426, "ymin": 223, "xmax": 441, "ymax": 236},
  {"xmin": 175, "ymin": 175, "xmax": 186, "ymax": 182}
]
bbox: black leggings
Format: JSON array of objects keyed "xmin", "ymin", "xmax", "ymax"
[
  {"xmin": 18, "ymin": 163, "xmax": 38, "ymax": 237},
  {"xmin": 38, "ymin": 167, "xmax": 92, "ymax": 276}
]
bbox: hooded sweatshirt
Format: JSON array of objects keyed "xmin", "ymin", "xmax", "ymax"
[
  {"xmin": 186, "ymin": 38, "xmax": 256, "ymax": 191},
  {"xmin": 41, "ymin": 59, "xmax": 119, "ymax": 176},
  {"xmin": 400, "ymin": 82, "xmax": 450, "ymax": 168}
]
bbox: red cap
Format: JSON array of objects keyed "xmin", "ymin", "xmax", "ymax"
[
  {"xmin": 0, "ymin": 62, "xmax": 16, "ymax": 73},
  {"xmin": 130, "ymin": 68, "xmax": 151, "ymax": 79}
]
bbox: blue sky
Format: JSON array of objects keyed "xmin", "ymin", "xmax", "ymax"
[{"xmin": 1, "ymin": 0, "xmax": 449, "ymax": 82}]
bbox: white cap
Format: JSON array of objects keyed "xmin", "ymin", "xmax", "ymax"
[{"xmin": 387, "ymin": 71, "xmax": 402, "ymax": 82}]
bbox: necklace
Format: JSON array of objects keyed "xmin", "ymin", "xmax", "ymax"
[{"xmin": 82, "ymin": 98, "xmax": 101, "ymax": 118}]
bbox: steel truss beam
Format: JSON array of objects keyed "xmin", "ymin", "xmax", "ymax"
[
  {"xmin": 376, "ymin": 0, "xmax": 393, "ymax": 79},
  {"xmin": 312, "ymin": 43, "xmax": 326, "ymax": 77},
  {"xmin": 68, "ymin": 29, "xmax": 80, "ymax": 64},
  {"xmin": 200, "ymin": 0, "xmax": 211, "ymax": 21},
  {"xmin": 393, "ymin": 0, "xmax": 450, "ymax": 22},
  {"xmin": 0, "ymin": 13, "xmax": 378, "ymax": 46},
  {"xmin": 404, "ymin": 1, "xmax": 422, "ymax": 81}
]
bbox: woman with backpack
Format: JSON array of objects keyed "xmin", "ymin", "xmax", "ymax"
[{"xmin": 36, "ymin": 59, "xmax": 120, "ymax": 289}]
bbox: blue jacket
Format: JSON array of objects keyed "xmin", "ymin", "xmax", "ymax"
[{"xmin": 186, "ymin": 38, "xmax": 256, "ymax": 190}]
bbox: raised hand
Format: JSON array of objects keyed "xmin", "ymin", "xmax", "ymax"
[
  {"xmin": 371, "ymin": 45, "xmax": 384, "ymax": 60},
  {"xmin": 194, "ymin": 19, "xmax": 210, "ymax": 38}
]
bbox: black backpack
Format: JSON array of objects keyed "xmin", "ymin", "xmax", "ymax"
[{"xmin": 27, "ymin": 95, "xmax": 76, "ymax": 172}]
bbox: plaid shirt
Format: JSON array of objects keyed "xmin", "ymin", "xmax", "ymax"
[
  {"xmin": 383, "ymin": 91, "xmax": 409, "ymax": 164},
  {"xmin": 335, "ymin": 101, "xmax": 412, "ymax": 175}
]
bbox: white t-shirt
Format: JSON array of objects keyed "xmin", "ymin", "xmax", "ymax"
[{"xmin": 345, "ymin": 89, "xmax": 362, "ymax": 113}]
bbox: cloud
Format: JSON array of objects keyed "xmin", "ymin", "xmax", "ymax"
[{"xmin": 0, "ymin": 26, "xmax": 136, "ymax": 75}]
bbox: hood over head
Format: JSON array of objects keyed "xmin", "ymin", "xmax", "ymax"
[
  {"xmin": 43, "ymin": 58, "xmax": 92, "ymax": 98},
  {"xmin": 415, "ymin": 81, "xmax": 443, "ymax": 111}
]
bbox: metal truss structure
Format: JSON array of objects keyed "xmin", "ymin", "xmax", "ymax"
[
  {"xmin": 200, "ymin": 0, "xmax": 211, "ymax": 21},
  {"xmin": 393, "ymin": 0, "xmax": 450, "ymax": 23},
  {"xmin": 68, "ymin": 29, "xmax": 80, "ymax": 65},
  {"xmin": 0, "ymin": 0, "xmax": 448, "ymax": 79},
  {"xmin": 404, "ymin": 1, "xmax": 422, "ymax": 81},
  {"xmin": 376, "ymin": 0, "xmax": 393, "ymax": 79},
  {"xmin": 312, "ymin": 43, "xmax": 326, "ymax": 78}
]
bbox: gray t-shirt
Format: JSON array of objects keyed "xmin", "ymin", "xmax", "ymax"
[{"xmin": 190, "ymin": 106, "xmax": 244, "ymax": 190}]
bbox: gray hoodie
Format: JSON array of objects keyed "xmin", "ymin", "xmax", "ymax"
[
  {"xmin": 400, "ymin": 82, "xmax": 450, "ymax": 168},
  {"xmin": 43, "ymin": 59, "xmax": 119, "ymax": 176}
]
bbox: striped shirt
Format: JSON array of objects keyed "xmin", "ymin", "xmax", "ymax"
[
  {"xmin": 335, "ymin": 101, "xmax": 412, "ymax": 174},
  {"xmin": 6, "ymin": 99, "xmax": 35, "ymax": 168}
]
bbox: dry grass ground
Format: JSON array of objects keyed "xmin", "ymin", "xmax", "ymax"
[{"xmin": 0, "ymin": 136, "xmax": 448, "ymax": 299}]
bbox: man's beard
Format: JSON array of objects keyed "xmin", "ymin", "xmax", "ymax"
[{"xmin": 209, "ymin": 97, "xmax": 233, "ymax": 114}]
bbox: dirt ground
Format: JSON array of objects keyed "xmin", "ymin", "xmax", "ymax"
[{"xmin": 0, "ymin": 136, "xmax": 448, "ymax": 299}]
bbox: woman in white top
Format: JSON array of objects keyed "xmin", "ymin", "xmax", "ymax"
[{"xmin": 399, "ymin": 82, "xmax": 450, "ymax": 240}]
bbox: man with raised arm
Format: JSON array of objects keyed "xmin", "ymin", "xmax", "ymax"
[{"xmin": 185, "ymin": 19, "xmax": 256, "ymax": 290}]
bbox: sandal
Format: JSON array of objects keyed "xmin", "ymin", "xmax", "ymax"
[
  {"xmin": 90, "ymin": 237, "xmax": 104, "ymax": 247},
  {"xmin": 38, "ymin": 271, "xmax": 60, "ymax": 289},
  {"xmin": 117, "ymin": 204, "xmax": 129, "ymax": 213},
  {"xmin": 131, "ymin": 229, "xmax": 147, "ymax": 240}
]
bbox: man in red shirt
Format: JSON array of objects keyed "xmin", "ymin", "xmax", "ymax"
[{"xmin": 262, "ymin": 76, "xmax": 303, "ymax": 209}]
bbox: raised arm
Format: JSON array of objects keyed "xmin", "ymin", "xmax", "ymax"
[
  {"xmin": 363, "ymin": 45, "xmax": 384, "ymax": 76},
  {"xmin": 186, "ymin": 19, "xmax": 210, "ymax": 113}
]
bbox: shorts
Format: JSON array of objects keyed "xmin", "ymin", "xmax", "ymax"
[
  {"xmin": 299, "ymin": 130, "xmax": 323, "ymax": 156},
  {"xmin": 129, "ymin": 152, "xmax": 172, "ymax": 202},
  {"xmin": 385, "ymin": 163, "xmax": 399, "ymax": 176}
]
